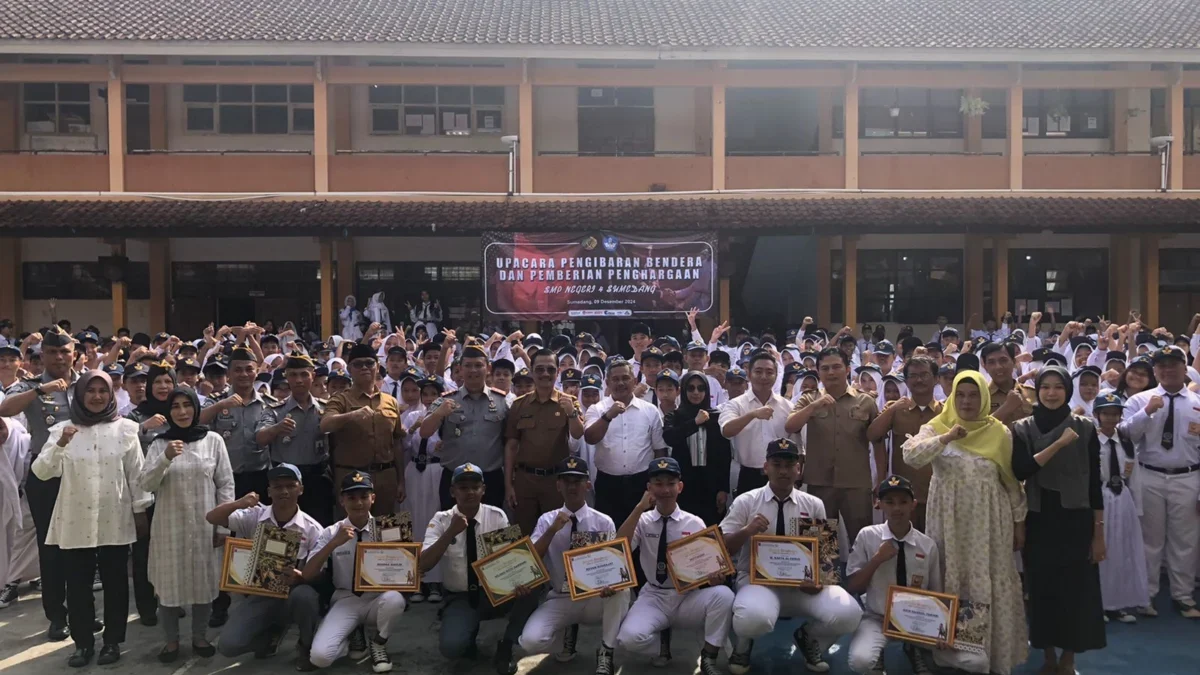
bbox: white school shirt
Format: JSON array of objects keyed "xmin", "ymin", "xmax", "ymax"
[
  {"xmin": 847, "ymin": 523, "xmax": 941, "ymax": 617},
  {"xmin": 228, "ymin": 503, "xmax": 324, "ymax": 562},
  {"xmin": 1123, "ymin": 386, "xmax": 1200, "ymax": 474},
  {"xmin": 584, "ymin": 397, "xmax": 666, "ymax": 476},
  {"xmin": 718, "ymin": 390, "xmax": 800, "ymax": 467},
  {"xmin": 632, "ymin": 505, "xmax": 706, "ymax": 591},
  {"xmin": 422, "ymin": 503, "xmax": 510, "ymax": 592},
  {"xmin": 532, "ymin": 504, "xmax": 616, "ymax": 595},
  {"xmin": 719, "ymin": 485, "xmax": 826, "ymax": 577},
  {"xmin": 313, "ymin": 515, "xmax": 379, "ymax": 595}
]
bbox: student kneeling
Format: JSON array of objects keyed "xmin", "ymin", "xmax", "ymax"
[
  {"xmin": 206, "ymin": 463, "xmax": 323, "ymax": 670},
  {"xmin": 302, "ymin": 471, "xmax": 406, "ymax": 673},
  {"xmin": 519, "ymin": 457, "xmax": 630, "ymax": 675},
  {"xmin": 420, "ymin": 463, "xmax": 537, "ymax": 675}
]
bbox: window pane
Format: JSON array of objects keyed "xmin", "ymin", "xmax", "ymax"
[
  {"xmin": 219, "ymin": 84, "xmax": 253, "ymax": 103},
  {"xmin": 58, "ymin": 104, "xmax": 91, "ymax": 133},
  {"xmin": 862, "ymin": 88, "xmax": 896, "ymax": 106},
  {"xmin": 473, "ymin": 86, "xmax": 505, "ymax": 105},
  {"xmin": 931, "ymin": 107, "xmax": 962, "ymax": 136},
  {"xmin": 438, "ymin": 86, "xmax": 471, "ymax": 105},
  {"xmin": 23, "ymin": 103, "xmax": 57, "ymax": 133},
  {"xmin": 183, "ymin": 84, "xmax": 217, "ymax": 103},
  {"xmin": 897, "ymin": 88, "xmax": 927, "ymax": 106},
  {"xmin": 219, "ymin": 105, "xmax": 254, "ymax": 133},
  {"xmin": 897, "ymin": 108, "xmax": 929, "ymax": 137},
  {"xmin": 403, "ymin": 85, "xmax": 436, "ymax": 104},
  {"xmin": 578, "ymin": 87, "xmax": 616, "ymax": 106},
  {"xmin": 186, "ymin": 106, "xmax": 215, "ymax": 131},
  {"xmin": 292, "ymin": 107, "xmax": 314, "ymax": 133},
  {"xmin": 369, "ymin": 85, "xmax": 403, "ymax": 104},
  {"xmin": 439, "ymin": 106, "xmax": 471, "ymax": 133},
  {"xmin": 404, "ymin": 106, "xmax": 437, "ymax": 135},
  {"xmin": 254, "ymin": 84, "xmax": 288, "ymax": 103},
  {"xmin": 616, "ymin": 87, "xmax": 653, "ymax": 106},
  {"xmin": 372, "ymin": 108, "xmax": 400, "ymax": 133},
  {"xmin": 930, "ymin": 89, "xmax": 961, "ymax": 106},
  {"xmin": 254, "ymin": 105, "xmax": 289, "ymax": 134},
  {"xmin": 289, "ymin": 85, "xmax": 314, "ymax": 103},
  {"xmin": 476, "ymin": 109, "xmax": 502, "ymax": 132},
  {"xmin": 982, "ymin": 104, "xmax": 1007, "ymax": 139},
  {"xmin": 862, "ymin": 108, "xmax": 896, "ymax": 137},
  {"xmin": 126, "ymin": 84, "xmax": 151, "ymax": 103},
  {"xmin": 58, "ymin": 83, "xmax": 90, "ymax": 102},
  {"xmin": 23, "ymin": 83, "xmax": 56, "ymax": 101}
]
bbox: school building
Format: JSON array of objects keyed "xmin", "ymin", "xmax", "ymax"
[{"xmin": 3, "ymin": 0, "xmax": 1200, "ymax": 339}]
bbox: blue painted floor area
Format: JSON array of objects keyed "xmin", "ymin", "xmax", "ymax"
[{"xmin": 750, "ymin": 587, "xmax": 1197, "ymax": 675}]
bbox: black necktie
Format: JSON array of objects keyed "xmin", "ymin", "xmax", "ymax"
[
  {"xmin": 774, "ymin": 496, "xmax": 787, "ymax": 536},
  {"xmin": 1162, "ymin": 394, "xmax": 1178, "ymax": 450},
  {"xmin": 570, "ymin": 515, "xmax": 578, "ymax": 536},
  {"xmin": 895, "ymin": 540, "xmax": 907, "ymax": 586},
  {"xmin": 353, "ymin": 529, "xmax": 366, "ymax": 596},
  {"xmin": 391, "ymin": 382, "xmax": 398, "ymax": 399},
  {"xmin": 655, "ymin": 516, "xmax": 669, "ymax": 584},
  {"xmin": 466, "ymin": 519, "xmax": 479, "ymax": 608},
  {"xmin": 1108, "ymin": 438, "xmax": 1124, "ymax": 495}
]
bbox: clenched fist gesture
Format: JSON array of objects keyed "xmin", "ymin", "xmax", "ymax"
[
  {"xmin": 165, "ymin": 440, "xmax": 185, "ymax": 460},
  {"xmin": 57, "ymin": 426, "xmax": 79, "ymax": 447}
]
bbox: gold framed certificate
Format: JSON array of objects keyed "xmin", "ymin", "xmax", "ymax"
[
  {"xmin": 562, "ymin": 537, "xmax": 637, "ymax": 601},
  {"xmin": 749, "ymin": 535, "xmax": 821, "ymax": 588},
  {"xmin": 884, "ymin": 586, "xmax": 959, "ymax": 647},
  {"xmin": 354, "ymin": 542, "xmax": 422, "ymax": 593},
  {"xmin": 220, "ymin": 538, "xmax": 287, "ymax": 599},
  {"xmin": 471, "ymin": 537, "xmax": 550, "ymax": 607},
  {"xmin": 665, "ymin": 525, "xmax": 734, "ymax": 593}
]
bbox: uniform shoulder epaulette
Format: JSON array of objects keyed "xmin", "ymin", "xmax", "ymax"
[
  {"xmin": 442, "ymin": 389, "xmax": 457, "ymax": 397},
  {"xmin": 261, "ymin": 393, "xmax": 279, "ymax": 403},
  {"xmin": 314, "ymin": 397, "xmax": 328, "ymax": 405},
  {"xmin": 487, "ymin": 387, "xmax": 507, "ymax": 396},
  {"xmin": 267, "ymin": 398, "xmax": 286, "ymax": 408},
  {"xmin": 21, "ymin": 375, "xmax": 40, "ymax": 383}
]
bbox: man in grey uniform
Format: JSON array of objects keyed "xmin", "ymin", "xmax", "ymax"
[{"xmin": 419, "ymin": 345, "xmax": 508, "ymax": 510}]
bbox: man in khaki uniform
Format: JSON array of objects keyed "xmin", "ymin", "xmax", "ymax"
[{"xmin": 867, "ymin": 355, "xmax": 942, "ymax": 530}]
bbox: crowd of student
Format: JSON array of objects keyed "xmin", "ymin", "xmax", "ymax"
[{"xmin": 0, "ymin": 308, "xmax": 1197, "ymax": 675}]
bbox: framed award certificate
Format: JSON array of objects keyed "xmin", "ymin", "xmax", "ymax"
[
  {"xmin": 354, "ymin": 543, "xmax": 422, "ymax": 593},
  {"xmin": 220, "ymin": 538, "xmax": 287, "ymax": 599},
  {"xmin": 665, "ymin": 525, "xmax": 734, "ymax": 593},
  {"xmin": 883, "ymin": 586, "xmax": 959, "ymax": 647},
  {"xmin": 562, "ymin": 537, "xmax": 637, "ymax": 601},
  {"xmin": 749, "ymin": 535, "xmax": 821, "ymax": 588},
  {"xmin": 471, "ymin": 537, "xmax": 550, "ymax": 607}
]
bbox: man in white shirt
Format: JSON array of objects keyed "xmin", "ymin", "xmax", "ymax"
[
  {"xmin": 519, "ymin": 457, "xmax": 629, "ymax": 675},
  {"xmin": 614, "ymin": 458, "xmax": 733, "ymax": 675},
  {"xmin": 207, "ymin": 464, "xmax": 324, "ymax": 668},
  {"xmin": 302, "ymin": 472, "xmax": 406, "ymax": 673},
  {"xmin": 1122, "ymin": 346, "xmax": 1200, "ymax": 619},
  {"xmin": 583, "ymin": 359, "xmax": 667, "ymax": 522},
  {"xmin": 420, "ymin": 463, "xmax": 537, "ymax": 675},
  {"xmin": 719, "ymin": 351, "xmax": 799, "ymax": 496},
  {"xmin": 721, "ymin": 439, "xmax": 862, "ymax": 674}
]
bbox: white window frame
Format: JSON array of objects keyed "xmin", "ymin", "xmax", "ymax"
[{"xmin": 180, "ymin": 59, "xmax": 314, "ymax": 136}]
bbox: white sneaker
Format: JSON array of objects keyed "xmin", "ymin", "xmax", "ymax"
[
  {"xmin": 348, "ymin": 626, "xmax": 368, "ymax": 661},
  {"xmin": 556, "ymin": 624, "xmax": 578, "ymax": 663},
  {"xmin": 368, "ymin": 635, "xmax": 392, "ymax": 673},
  {"xmin": 409, "ymin": 592, "xmax": 425, "ymax": 604},
  {"xmin": 1118, "ymin": 610, "xmax": 1137, "ymax": 623},
  {"xmin": 1137, "ymin": 605, "xmax": 1158, "ymax": 618},
  {"xmin": 794, "ymin": 624, "xmax": 829, "ymax": 673}
]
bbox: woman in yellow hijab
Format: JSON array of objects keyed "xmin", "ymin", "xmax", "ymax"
[{"xmin": 902, "ymin": 369, "xmax": 1029, "ymax": 675}]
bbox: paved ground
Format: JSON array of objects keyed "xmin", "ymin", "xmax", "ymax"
[{"xmin": 0, "ymin": 583, "xmax": 1196, "ymax": 675}]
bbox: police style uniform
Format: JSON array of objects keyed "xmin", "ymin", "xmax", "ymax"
[
  {"xmin": 258, "ymin": 395, "xmax": 333, "ymax": 526},
  {"xmin": 4, "ymin": 330, "xmax": 78, "ymax": 628},
  {"xmin": 206, "ymin": 388, "xmax": 275, "ymax": 502},
  {"xmin": 432, "ymin": 385, "xmax": 509, "ymax": 510}
]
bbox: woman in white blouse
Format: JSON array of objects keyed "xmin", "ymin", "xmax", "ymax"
[
  {"xmin": 32, "ymin": 370, "xmax": 151, "ymax": 668},
  {"xmin": 139, "ymin": 386, "xmax": 234, "ymax": 662}
]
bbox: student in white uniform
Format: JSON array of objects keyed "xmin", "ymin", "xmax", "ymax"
[
  {"xmin": 519, "ymin": 457, "xmax": 629, "ymax": 675},
  {"xmin": 0, "ymin": 415, "xmax": 33, "ymax": 609},
  {"xmin": 1122, "ymin": 346, "xmax": 1200, "ymax": 619},
  {"xmin": 419, "ymin": 463, "xmax": 537, "ymax": 675},
  {"xmin": 721, "ymin": 438, "xmax": 862, "ymax": 674},
  {"xmin": 403, "ymin": 375, "xmax": 446, "ymax": 603},
  {"xmin": 302, "ymin": 471, "xmax": 406, "ymax": 673},
  {"xmin": 844, "ymin": 475, "xmax": 941, "ymax": 675},
  {"xmin": 614, "ymin": 457, "xmax": 733, "ymax": 675}
]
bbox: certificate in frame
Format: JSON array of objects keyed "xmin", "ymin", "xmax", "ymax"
[
  {"xmin": 354, "ymin": 542, "xmax": 422, "ymax": 593},
  {"xmin": 562, "ymin": 537, "xmax": 637, "ymax": 601},
  {"xmin": 883, "ymin": 585, "xmax": 960, "ymax": 648},
  {"xmin": 749, "ymin": 535, "xmax": 821, "ymax": 588},
  {"xmin": 665, "ymin": 525, "xmax": 735, "ymax": 593},
  {"xmin": 471, "ymin": 537, "xmax": 550, "ymax": 607},
  {"xmin": 220, "ymin": 537, "xmax": 287, "ymax": 599}
]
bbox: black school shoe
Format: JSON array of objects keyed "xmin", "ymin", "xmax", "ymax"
[
  {"xmin": 493, "ymin": 639, "xmax": 517, "ymax": 675},
  {"xmin": 96, "ymin": 643, "xmax": 121, "ymax": 665},
  {"xmin": 68, "ymin": 647, "xmax": 94, "ymax": 668},
  {"xmin": 208, "ymin": 606, "xmax": 228, "ymax": 627},
  {"xmin": 48, "ymin": 620, "xmax": 69, "ymax": 642}
]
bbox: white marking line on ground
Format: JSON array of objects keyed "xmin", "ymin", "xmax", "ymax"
[
  {"xmin": 0, "ymin": 638, "xmax": 71, "ymax": 670},
  {"xmin": 168, "ymin": 655, "xmax": 199, "ymax": 675}
]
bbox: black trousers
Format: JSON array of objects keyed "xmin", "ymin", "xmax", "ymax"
[
  {"xmin": 25, "ymin": 472, "xmax": 67, "ymax": 624},
  {"xmin": 734, "ymin": 464, "xmax": 768, "ymax": 497},
  {"xmin": 438, "ymin": 467, "xmax": 506, "ymax": 511},
  {"xmin": 594, "ymin": 470, "xmax": 651, "ymax": 584},
  {"xmin": 215, "ymin": 469, "xmax": 271, "ymax": 616},
  {"xmin": 131, "ymin": 505, "xmax": 157, "ymax": 617},
  {"xmin": 63, "ymin": 546, "xmax": 128, "ymax": 649},
  {"xmin": 295, "ymin": 463, "xmax": 334, "ymax": 527}
]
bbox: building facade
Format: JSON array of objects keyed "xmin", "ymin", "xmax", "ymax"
[{"xmin": 2, "ymin": 0, "xmax": 1200, "ymax": 339}]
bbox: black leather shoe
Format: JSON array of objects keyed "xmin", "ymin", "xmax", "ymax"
[
  {"xmin": 140, "ymin": 613, "xmax": 158, "ymax": 626},
  {"xmin": 208, "ymin": 607, "xmax": 228, "ymax": 628},
  {"xmin": 492, "ymin": 639, "xmax": 517, "ymax": 675},
  {"xmin": 97, "ymin": 643, "xmax": 121, "ymax": 665},
  {"xmin": 68, "ymin": 647, "xmax": 94, "ymax": 668},
  {"xmin": 48, "ymin": 620, "xmax": 69, "ymax": 642},
  {"xmin": 92, "ymin": 619, "xmax": 104, "ymax": 633}
]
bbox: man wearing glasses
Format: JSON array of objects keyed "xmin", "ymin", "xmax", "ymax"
[{"xmin": 321, "ymin": 343, "xmax": 408, "ymax": 516}]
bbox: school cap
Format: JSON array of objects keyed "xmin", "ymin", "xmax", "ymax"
[
  {"xmin": 176, "ymin": 357, "xmax": 202, "ymax": 372},
  {"xmin": 386, "ymin": 346, "xmax": 407, "ymax": 359},
  {"xmin": 726, "ymin": 366, "xmax": 748, "ymax": 381},
  {"xmin": 513, "ymin": 367, "xmax": 533, "ymax": 383},
  {"xmin": 268, "ymin": 463, "xmax": 303, "ymax": 483},
  {"xmin": 656, "ymin": 369, "xmax": 680, "ymax": 385},
  {"xmin": 340, "ymin": 471, "xmax": 373, "ymax": 493},
  {"xmin": 874, "ymin": 340, "xmax": 895, "ymax": 355},
  {"xmin": 1152, "ymin": 345, "xmax": 1188, "ymax": 364},
  {"xmin": 126, "ymin": 362, "xmax": 150, "ymax": 379},
  {"xmin": 581, "ymin": 373, "xmax": 603, "ymax": 391},
  {"xmin": 765, "ymin": 437, "xmax": 801, "ymax": 459},
  {"xmin": 1093, "ymin": 392, "xmax": 1125, "ymax": 411},
  {"xmin": 685, "ymin": 340, "xmax": 707, "ymax": 352},
  {"xmin": 203, "ymin": 354, "xmax": 229, "ymax": 372},
  {"xmin": 452, "ymin": 462, "xmax": 485, "ymax": 483},
  {"xmin": 103, "ymin": 363, "xmax": 125, "ymax": 377},
  {"xmin": 74, "ymin": 331, "xmax": 99, "ymax": 345},
  {"xmin": 876, "ymin": 474, "xmax": 915, "ymax": 499},
  {"xmin": 556, "ymin": 456, "xmax": 590, "ymax": 478},
  {"xmin": 559, "ymin": 368, "xmax": 582, "ymax": 384},
  {"xmin": 640, "ymin": 347, "xmax": 665, "ymax": 364},
  {"xmin": 647, "ymin": 457, "xmax": 681, "ymax": 478}
]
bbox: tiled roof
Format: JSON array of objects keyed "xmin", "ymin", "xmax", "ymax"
[
  {"xmin": 2, "ymin": 195, "xmax": 1199, "ymax": 234},
  {"xmin": 1, "ymin": 0, "xmax": 1199, "ymax": 50}
]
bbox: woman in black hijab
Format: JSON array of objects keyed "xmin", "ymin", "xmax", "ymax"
[
  {"xmin": 663, "ymin": 371, "xmax": 732, "ymax": 525},
  {"xmin": 1011, "ymin": 366, "xmax": 1106, "ymax": 674}
]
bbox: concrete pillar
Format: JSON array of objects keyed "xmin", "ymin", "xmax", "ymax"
[
  {"xmin": 107, "ymin": 57, "xmax": 126, "ymax": 191},
  {"xmin": 1007, "ymin": 77, "xmax": 1023, "ymax": 190},
  {"xmin": 844, "ymin": 67, "xmax": 860, "ymax": 190},
  {"xmin": 843, "ymin": 236, "xmax": 858, "ymax": 327},
  {"xmin": 711, "ymin": 78, "xmax": 726, "ymax": 190},
  {"xmin": 313, "ymin": 58, "xmax": 330, "ymax": 193}
]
